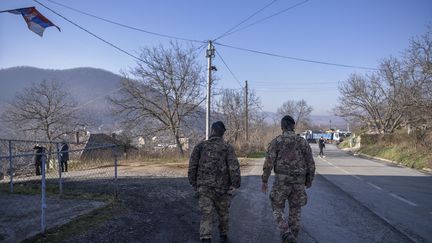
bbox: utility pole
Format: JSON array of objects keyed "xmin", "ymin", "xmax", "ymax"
[
  {"xmin": 205, "ymin": 40, "xmax": 215, "ymax": 140},
  {"xmin": 244, "ymin": 80, "xmax": 249, "ymax": 141}
]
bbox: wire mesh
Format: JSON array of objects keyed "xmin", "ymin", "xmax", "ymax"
[{"xmin": 0, "ymin": 138, "xmax": 119, "ymax": 242}]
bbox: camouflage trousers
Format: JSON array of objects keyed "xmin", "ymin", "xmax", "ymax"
[
  {"xmin": 269, "ymin": 182, "xmax": 307, "ymax": 238},
  {"xmin": 197, "ymin": 186, "xmax": 232, "ymax": 240}
]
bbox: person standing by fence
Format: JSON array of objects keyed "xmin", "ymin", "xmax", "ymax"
[
  {"xmin": 60, "ymin": 142, "xmax": 69, "ymax": 172},
  {"xmin": 33, "ymin": 145, "xmax": 46, "ymax": 176}
]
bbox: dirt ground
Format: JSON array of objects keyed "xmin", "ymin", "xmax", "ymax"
[
  {"xmin": 61, "ymin": 160, "xmax": 253, "ymax": 243},
  {"xmin": 0, "ymin": 159, "xmax": 252, "ymax": 243}
]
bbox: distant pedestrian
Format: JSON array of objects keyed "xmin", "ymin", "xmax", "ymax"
[
  {"xmin": 60, "ymin": 142, "xmax": 69, "ymax": 172},
  {"xmin": 318, "ymin": 136, "xmax": 325, "ymax": 157},
  {"xmin": 188, "ymin": 121, "xmax": 241, "ymax": 243},
  {"xmin": 33, "ymin": 145, "xmax": 46, "ymax": 176},
  {"xmin": 262, "ymin": 115, "xmax": 315, "ymax": 243}
]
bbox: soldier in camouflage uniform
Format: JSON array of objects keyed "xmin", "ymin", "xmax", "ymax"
[
  {"xmin": 262, "ymin": 115, "xmax": 315, "ymax": 243},
  {"xmin": 188, "ymin": 121, "xmax": 241, "ymax": 243}
]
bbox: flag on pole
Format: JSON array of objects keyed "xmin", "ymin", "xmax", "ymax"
[{"xmin": 5, "ymin": 7, "xmax": 60, "ymax": 37}]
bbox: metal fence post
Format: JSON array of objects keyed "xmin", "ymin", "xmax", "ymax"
[
  {"xmin": 41, "ymin": 155, "xmax": 47, "ymax": 233},
  {"xmin": 113, "ymin": 147, "xmax": 118, "ymax": 199},
  {"xmin": 8, "ymin": 140, "xmax": 13, "ymax": 193},
  {"xmin": 56, "ymin": 143, "xmax": 63, "ymax": 196}
]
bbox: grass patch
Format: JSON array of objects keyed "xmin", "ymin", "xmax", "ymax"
[
  {"xmin": 0, "ymin": 181, "xmax": 114, "ymax": 202},
  {"xmin": 60, "ymin": 191, "xmax": 114, "ymax": 202},
  {"xmin": 23, "ymin": 200, "xmax": 125, "ymax": 243},
  {"xmin": 247, "ymin": 151, "xmax": 266, "ymax": 158},
  {"xmin": 359, "ymin": 136, "xmax": 431, "ymax": 170},
  {"xmin": 0, "ymin": 181, "xmax": 59, "ymax": 196},
  {"xmin": 337, "ymin": 139, "xmax": 351, "ymax": 149}
]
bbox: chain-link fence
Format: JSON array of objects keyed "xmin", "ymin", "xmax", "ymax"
[{"xmin": 0, "ymin": 138, "xmax": 119, "ymax": 242}]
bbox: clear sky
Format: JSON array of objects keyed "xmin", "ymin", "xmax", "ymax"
[{"xmin": 1, "ymin": 0, "xmax": 431, "ymax": 115}]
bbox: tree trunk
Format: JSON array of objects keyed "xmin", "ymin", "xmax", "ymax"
[{"xmin": 174, "ymin": 133, "xmax": 184, "ymax": 156}]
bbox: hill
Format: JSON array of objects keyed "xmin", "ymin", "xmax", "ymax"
[
  {"xmin": 0, "ymin": 66, "xmax": 123, "ymax": 133},
  {"xmin": 0, "ymin": 66, "xmax": 121, "ymax": 103}
]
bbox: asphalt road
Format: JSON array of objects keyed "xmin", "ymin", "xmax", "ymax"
[
  {"xmin": 229, "ymin": 157, "xmax": 411, "ymax": 243},
  {"xmin": 312, "ymin": 144, "xmax": 432, "ymax": 242}
]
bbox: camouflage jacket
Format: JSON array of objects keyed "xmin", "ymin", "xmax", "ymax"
[
  {"xmin": 262, "ymin": 131, "xmax": 315, "ymax": 184},
  {"xmin": 188, "ymin": 136, "xmax": 241, "ymax": 191}
]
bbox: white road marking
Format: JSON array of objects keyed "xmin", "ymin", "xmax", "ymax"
[
  {"xmin": 389, "ymin": 193, "xmax": 418, "ymax": 207},
  {"xmin": 320, "ymin": 155, "xmax": 420, "ymax": 207},
  {"xmin": 351, "ymin": 175, "xmax": 364, "ymax": 181},
  {"xmin": 339, "ymin": 167, "xmax": 351, "ymax": 175},
  {"xmin": 367, "ymin": 182, "xmax": 383, "ymax": 191},
  {"xmin": 321, "ymin": 157, "xmax": 363, "ymax": 181}
]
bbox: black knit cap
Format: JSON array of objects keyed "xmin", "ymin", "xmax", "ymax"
[
  {"xmin": 281, "ymin": 115, "xmax": 295, "ymax": 131},
  {"xmin": 211, "ymin": 121, "xmax": 226, "ymax": 136}
]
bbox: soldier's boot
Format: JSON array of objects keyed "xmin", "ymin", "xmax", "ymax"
[
  {"xmin": 282, "ymin": 231, "xmax": 297, "ymax": 243},
  {"xmin": 220, "ymin": 234, "xmax": 228, "ymax": 243},
  {"xmin": 201, "ymin": 239, "xmax": 211, "ymax": 243}
]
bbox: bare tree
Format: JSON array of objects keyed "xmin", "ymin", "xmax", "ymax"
[
  {"xmin": 215, "ymin": 88, "xmax": 262, "ymax": 145},
  {"xmin": 335, "ymin": 27, "xmax": 432, "ymax": 134},
  {"xmin": 2, "ymin": 80, "xmax": 80, "ymax": 169},
  {"xmin": 403, "ymin": 26, "xmax": 432, "ymax": 131},
  {"xmin": 109, "ymin": 42, "xmax": 205, "ymax": 155},
  {"xmin": 334, "ymin": 72, "xmax": 402, "ymax": 133},
  {"xmin": 277, "ymin": 99, "xmax": 313, "ymax": 131},
  {"xmin": 2, "ymin": 80, "xmax": 79, "ymax": 142},
  {"xmin": 216, "ymin": 89, "xmax": 243, "ymax": 144}
]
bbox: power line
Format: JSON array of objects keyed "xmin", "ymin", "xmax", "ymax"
[
  {"xmin": 255, "ymin": 89, "xmax": 337, "ymax": 93},
  {"xmin": 218, "ymin": 0, "xmax": 309, "ymax": 40},
  {"xmin": 252, "ymin": 81, "xmax": 339, "ymax": 84},
  {"xmin": 24, "ymin": 4, "xmax": 204, "ymax": 112},
  {"xmin": 215, "ymin": 49, "xmax": 268, "ymax": 117},
  {"xmin": 215, "ymin": 42, "xmax": 378, "ymax": 70},
  {"xmin": 215, "ymin": 49, "xmax": 244, "ymax": 88},
  {"xmin": 255, "ymin": 87, "xmax": 337, "ymax": 91},
  {"xmin": 253, "ymin": 83, "xmax": 339, "ymax": 87},
  {"xmin": 33, "ymin": 0, "xmax": 146, "ymax": 63},
  {"xmin": 214, "ymin": 0, "xmax": 278, "ymax": 41},
  {"xmin": 216, "ymin": 87, "xmax": 242, "ymax": 91},
  {"xmin": 253, "ymin": 81, "xmax": 339, "ymax": 84},
  {"xmin": 40, "ymin": 0, "xmax": 206, "ymax": 44}
]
